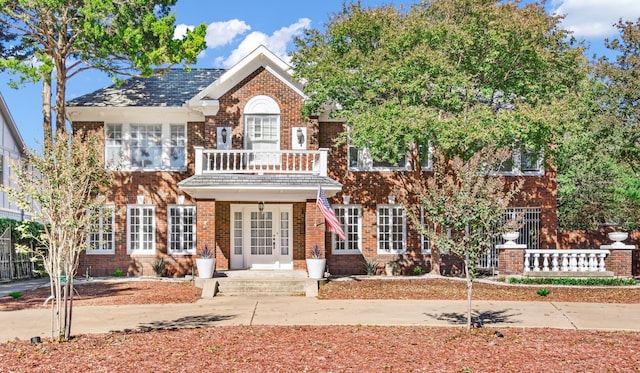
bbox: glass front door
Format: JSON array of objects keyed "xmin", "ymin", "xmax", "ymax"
[{"xmin": 230, "ymin": 204, "xmax": 292, "ymax": 269}]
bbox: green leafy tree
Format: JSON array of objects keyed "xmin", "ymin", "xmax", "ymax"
[
  {"xmin": 4, "ymin": 132, "xmax": 111, "ymax": 341},
  {"xmin": 292, "ymin": 0, "xmax": 587, "ymax": 274},
  {"xmin": 0, "ymin": 0, "xmax": 207, "ymax": 139}
]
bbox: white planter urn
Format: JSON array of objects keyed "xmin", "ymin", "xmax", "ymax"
[
  {"xmin": 196, "ymin": 258, "xmax": 216, "ymax": 279},
  {"xmin": 306, "ymin": 258, "xmax": 326, "ymax": 279},
  {"xmin": 502, "ymin": 231, "xmax": 520, "ymax": 245},
  {"xmin": 608, "ymin": 231, "xmax": 629, "ymax": 248}
]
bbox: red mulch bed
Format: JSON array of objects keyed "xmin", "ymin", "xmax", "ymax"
[{"xmin": 1, "ymin": 278, "xmax": 638, "ymax": 372}]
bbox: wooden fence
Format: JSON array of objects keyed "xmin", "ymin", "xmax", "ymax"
[{"xmin": 0, "ymin": 227, "xmax": 34, "ymax": 282}]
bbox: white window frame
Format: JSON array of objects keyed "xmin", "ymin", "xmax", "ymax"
[
  {"xmin": 87, "ymin": 205, "xmax": 115, "ymax": 255},
  {"xmin": 420, "ymin": 206, "xmax": 431, "ymax": 255},
  {"xmin": 348, "ymin": 138, "xmax": 431, "ymax": 172},
  {"xmin": 499, "ymin": 147, "xmax": 544, "ymax": 176},
  {"xmin": 105, "ymin": 123, "xmax": 187, "ymax": 171},
  {"xmin": 127, "ymin": 204, "xmax": 156, "ymax": 255},
  {"xmin": 377, "ymin": 204, "xmax": 406, "ymax": 254},
  {"xmin": 167, "ymin": 205, "xmax": 196, "ymax": 255},
  {"xmin": 332, "ymin": 205, "xmax": 362, "ymax": 254}
]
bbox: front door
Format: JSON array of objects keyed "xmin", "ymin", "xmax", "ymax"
[{"xmin": 230, "ymin": 204, "xmax": 293, "ymax": 270}]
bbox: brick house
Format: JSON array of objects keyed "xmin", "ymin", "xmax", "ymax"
[{"xmin": 67, "ymin": 46, "xmax": 557, "ymax": 277}]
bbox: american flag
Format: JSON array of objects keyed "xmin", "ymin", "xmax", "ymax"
[{"xmin": 316, "ymin": 187, "xmax": 346, "ymax": 240}]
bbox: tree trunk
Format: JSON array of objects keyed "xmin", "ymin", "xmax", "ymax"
[
  {"xmin": 41, "ymin": 74, "xmax": 53, "ymax": 146},
  {"xmin": 430, "ymin": 248, "xmax": 441, "ymax": 275},
  {"xmin": 465, "ymin": 258, "xmax": 472, "ymax": 332}
]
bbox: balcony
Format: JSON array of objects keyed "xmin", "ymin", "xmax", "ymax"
[{"xmin": 193, "ymin": 147, "xmax": 328, "ymax": 176}]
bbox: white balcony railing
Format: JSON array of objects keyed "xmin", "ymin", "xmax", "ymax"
[
  {"xmin": 193, "ymin": 147, "xmax": 328, "ymax": 176},
  {"xmin": 524, "ymin": 249, "xmax": 610, "ymax": 273}
]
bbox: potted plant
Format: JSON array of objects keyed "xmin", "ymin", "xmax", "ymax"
[
  {"xmin": 196, "ymin": 244, "xmax": 216, "ymax": 279},
  {"xmin": 501, "ymin": 218, "xmax": 522, "ymax": 245},
  {"xmin": 306, "ymin": 244, "xmax": 326, "ymax": 279}
]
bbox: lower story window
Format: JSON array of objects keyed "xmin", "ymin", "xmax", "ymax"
[
  {"xmin": 127, "ymin": 205, "xmax": 155, "ymax": 254},
  {"xmin": 87, "ymin": 205, "xmax": 115, "ymax": 254},
  {"xmin": 420, "ymin": 207, "xmax": 431, "ymax": 255},
  {"xmin": 333, "ymin": 205, "xmax": 362, "ymax": 254},
  {"xmin": 168, "ymin": 205, "xmax": 196, "ymax": 254},
  {"xmin": 377, "ymin": 204, "xmax": 406, "ymax": 254}
]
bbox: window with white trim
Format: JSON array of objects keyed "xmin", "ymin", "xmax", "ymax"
[
  {"xmin": 499, "ymin": 146, "xmax": 543, "ymax": 175},
  {"xmin": 87, "ymin": 205, "xmax": 115, "ymax": 254},
  {"xmin": 377, "ymin": 204, "xmax": 406, "ymax": 254},
  {"xmin": 127, "ymin": 205, "xmax": 155, "ymax": 254},
  {"xmin": 348, "ymin": 139, "xmax": 431, "ymax": 171},
  {"xmin": 420, "ymin": 207, "xmax": 431, "ymax": 255},
  {"xmin": 246, "ymin": 115, "xmax": 279, "ymax": 143},
  {"xmin": 105, "ymin": 123, "xmax": 187, "ymax": 170},
  {"xmin": 332, "ymin": 205, "xmax": 362, "ymax": 254},
  {"xmin": 167, "ymin": 205, "xmax": 195, "ymax": 254}
]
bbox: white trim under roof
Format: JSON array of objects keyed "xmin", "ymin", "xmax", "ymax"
[
  {"xmin": 66, "ymin": 106, "xmax": 205, "ymax": 123},
  {"xmin": 178, "ymin": 184, "xmax": 341, "ymax": 201}
]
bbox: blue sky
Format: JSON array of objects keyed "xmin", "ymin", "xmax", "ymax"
[{"xmin": 1, "ymin": 0, "xmax": 639, "ymax": 150}]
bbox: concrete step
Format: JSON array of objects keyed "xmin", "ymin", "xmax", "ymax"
[{"xmin": 197, "ymin": 277, "xmax": 322, "ymax": 297}]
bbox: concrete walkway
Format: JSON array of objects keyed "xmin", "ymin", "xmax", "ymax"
[{"xmin": 2, "ymin": 293, "xmax": 640, "ymax": 342}]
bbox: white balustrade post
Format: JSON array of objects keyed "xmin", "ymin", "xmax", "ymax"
[
  {"xmin": 588, "ymin": 253, "xmax": 597, "ymax": 271},
  {"xmin": 194, "ymin": 146, "xmax": 204, "ymax": 175},
  {"xmin": 318, "ymin": 148, "xmax": 328, "ymax": 176},
  {"xmin": 570, "ymin": 253, "xmax": 578, "ymax": 272},
  {"xmin": 551, "ymin": 253, "xmax": 559, "ymax": 271},
  {"xmin": 533, "ymin": 253, "xmax": 540, "ymax": 271},
  {"xmin": 598, "ymin": 253, "xmax": 608, "ymax": 272},
  {"xmin": 542, "ymin": 253, "xmax": 550, "ymax": 271},
  {"xmin": 524, "ymin": 252, "xmax": 530, "ymax": 272},
  {"xmin": 561, "ymin": 253, "xmax": 569, "ymax": 271}
]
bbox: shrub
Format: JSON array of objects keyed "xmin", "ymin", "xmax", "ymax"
[
  {"xmin": 362, "ymin": 258, "xmax": 377, "ymax": 275},
  {"xmin": 412, "ymin": 267, "xmax": 423, "ymax": 276},
  {"xmin": 112, "ymin": 269, "xmax": 123, "ymax": 277},
  {"xmin": 536, "ymin": 288, "xmax": 550, "ymax": 296},
  {"xmin": 8, "ymin": 291, "xmax": 22, "ymax": 299}
]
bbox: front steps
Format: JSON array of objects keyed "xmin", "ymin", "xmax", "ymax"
[{"xmin": 195, "ymin": 270, "xmax": 324, "ymax": 297}]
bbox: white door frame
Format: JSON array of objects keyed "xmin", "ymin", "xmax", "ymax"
[{"xmin": 230, "ymin": 204, "xmax": 293, "ymax": 270}]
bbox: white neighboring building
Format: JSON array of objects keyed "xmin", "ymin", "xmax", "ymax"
[{"xmin": 0, "ymin": 91, "xmax": 27, "ymax": 221}]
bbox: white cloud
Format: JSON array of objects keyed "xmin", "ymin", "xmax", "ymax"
[
  {"xmin": 173, "ymin": 24, "xmax": 194, "ymax": 40},
  {"xmin": 552, "ymin": 0, "xmax": 640, "ymax": 38},
  {"xmin": 205, "ymin": 19, "xmax": 251, "ymax": 49},
  {"xmin": 215, "ymin": 18, "xmax": 311, "ymax": 68}
]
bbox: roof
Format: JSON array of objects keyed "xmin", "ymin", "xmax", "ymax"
[
  {"xmin": 179, "ymin": 174, "xmax": 341, "ymax": 189},
  {"xmin": 178, "ymin": 174, "xmax": 342, "ymax": 201},
  {"xmin": 66, "ymin": 69, "xmax": 226, "ymax": 108}
]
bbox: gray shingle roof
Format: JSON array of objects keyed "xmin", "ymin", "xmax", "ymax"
[
  {"xmin": 67, "ymin": 68, "xmax": 225, "ymax": 107},
  {"xmin": 178, "ymin": 174, "xmax": 342, "ymax": 189}
]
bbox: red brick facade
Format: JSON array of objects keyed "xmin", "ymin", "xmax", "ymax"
[{"xmin": 73, "ymin": 57, "xmax": 568, "ymax": 279}]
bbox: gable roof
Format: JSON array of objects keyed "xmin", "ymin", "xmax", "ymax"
[{"xmin": 66, "ymin": 69, "xmax": 226, "ymax": 108}]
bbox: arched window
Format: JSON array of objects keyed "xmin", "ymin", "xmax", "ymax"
[{"xmin": 244, "ymin": 95, "xmax": 280, "ymax": 151}]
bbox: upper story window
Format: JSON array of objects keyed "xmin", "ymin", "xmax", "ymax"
[
  {"xmin": 105, "ymin": 123, "xmax": 186, "ymax": 171},
  {"xmin": 348, "ymin": 139, "xmax": 431, "ymax": 171},
  {"xmin": 244, "ymin": 95, "xmax": 280, "ymax": 151},
  {"xmin": 499, "ymin": 146, "xmax": 543, "ymax": 176}
]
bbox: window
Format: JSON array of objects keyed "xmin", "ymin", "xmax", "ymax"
[
  {"xmin": 348, "ymin": 139, "xmax": 431, "ymax": 171},
  {"xmin": 105, "ymin": 123, "xmax": 187, "ymax": 170},
  {"xmin": 500, "ymin": 146, "xmax": 543, "ymax": 175},
  {"xmin": 127, "ymin": 205, "xmax": 155, "ymax": 254},
  {"xmin": 246, "ymin": 115, "xmax": 279, "ymax": 143},
  {"xmin": 167, "ymin": 205, "xmax": 195, "ymax": 254},
  {"xmin": 377, "ymin": 205, "xmax": 406, "ymax": 254},
  {"xmin": 333, "ymin": 205, "xmax": 362, "ymax": 254},
  {"xmin": 420, "ymin": 207, "xmax": 431, "ymax": 255},
  {"xmin": 87, "ymin": 205, "xmax": 115, "ymax": 254}
]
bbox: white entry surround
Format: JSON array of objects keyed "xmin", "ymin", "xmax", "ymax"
[{"xmin": 230, "ymin": 204, "xmax": 293, "ymax": 270}]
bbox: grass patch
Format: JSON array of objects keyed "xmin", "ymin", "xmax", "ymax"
[
  {"xmin": 509, "ymin": 277, "xmax": 637, "ymax": 286},
  {"xmin": 536, "ymin": 288, "xmax": 550, "ymax": 296}
]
